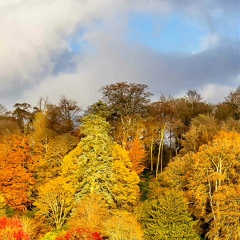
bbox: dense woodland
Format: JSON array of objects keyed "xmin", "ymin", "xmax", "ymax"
[{"xmin": 1, "ymin": 82, "xmax": 240, "ymax": 239}]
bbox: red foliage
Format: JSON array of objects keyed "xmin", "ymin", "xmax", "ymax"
[
  {"xmin": 56, "ymin": 228, "xmax": 102, "ymax": 240},
  {"xmin": 0, "ymin": 217, "xmax": 30, "ymax": 240}
]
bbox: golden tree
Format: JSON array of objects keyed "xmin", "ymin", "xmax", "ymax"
[
  {"xmin": 35, "ymin": 177, "xmax": 74, "ymax": 229},
  {"xmin": 112, "ymin": 144, "xmax": 140, "ymax": 211},
  {"xmin": 68, "ymin": 193, "xmax": 108, "ymax": 235},
  {"xmin": 105, "ymin": 210, "xmax": 144, "ymax": 240},
  {"xmin": 187, "ymin": 131, "xmax": 240, "ymax": 239}
]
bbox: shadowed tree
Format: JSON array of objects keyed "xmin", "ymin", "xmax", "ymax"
[
  {"xmin": 12, "ymin": 102, "xmax": 33, "ymax": 133},
  {"xmin": 100, "ymin": 82, "xmax": 152, "ymax": 147}
]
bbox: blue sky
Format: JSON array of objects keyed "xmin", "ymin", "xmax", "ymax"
[
  {"xmin": 126, "ymin": 12, "xmax": 207, "ymax": 53},
  {"xmin": 0, "ymin": 0, "xmax": 239, "ymax": 109}
]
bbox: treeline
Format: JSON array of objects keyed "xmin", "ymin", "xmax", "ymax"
[{"xmin": 0, "ymin": 82, "xmax": 240, "ymax": 239}]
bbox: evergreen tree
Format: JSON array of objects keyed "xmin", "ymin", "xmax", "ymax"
[
  {"xmin": 62, "ymin": 114, "xmax": 140, "ymax": 209},
  {"xmin": 140, "ymin": 190, "xmax": 199, "ymax": 240},
  {"xmin": 75, "ymin": 114, "xmax": 115, "ymax": 205}
]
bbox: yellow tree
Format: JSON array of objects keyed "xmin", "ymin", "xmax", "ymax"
[
  {"xmin": 112, "ymin": 144, "xmax": 140, "ymax": 211},
  {"xmin": 104, "ymin": 210, "xmax": 144, "ymax": 240},
  {"xmin": 149, "ymin": 152, "xmax": 195, "ymax": 200},
  {"xmin": 140, "ymin": 189, "xmax": 199, "ymax": 240},
  {"xmin": 31, "ymin": 112, "xmax": 78, "ymax": 185},
  {"xmin": 150, "ymin": 131, "xmax": 240, "ymax": 239},
  {"xmin": 187, "ymin": 131, "xmax": 240, "ymax": 239},
  {"xmin": 180, "ymin": 114, "xmax": 219, "ymax": 154},
  {"xmin": 37, "ymin": 134, "xmax": 78, "ymax": 182},
  {"xmin": 73, "ymin": 114, "xmax": 115, "ymax": 205},
  {"xmin": 67, "ymin": 193, "xmax": 108, "ymax": 235},
  {"xmin": 34, "ymin": 177, "xmax": 75, "ymax": 230},
  {"xmin": 0, "ymin": 217, "xmax": 30, "ymax": 240},
  {"xmin": 0, "ymin": 193, "xmax": 5, "ymax": 217}
]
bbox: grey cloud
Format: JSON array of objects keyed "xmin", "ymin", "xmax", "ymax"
[
  {"xmin": 87, "ymin": 32, "xmax": 240, "ymax": 94},
  {"xmin": 18, "ymin": 33, "xmax": 240, "ymax": 109},
  {"xmin": 0, "ymin": 0, "xmax": 239, "ymax": 109}
]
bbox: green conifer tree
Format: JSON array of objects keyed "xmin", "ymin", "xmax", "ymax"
[
  {"xmin": 140, "ymin": 189, "xmax": 199, "ymax": 240},
  {"xmin": 62, "ymin": 114, "xmax": 140, "ymax": 210},
  {"xmin": 75, "ymin": 114, "xmax": 115, "ymax": 205}
]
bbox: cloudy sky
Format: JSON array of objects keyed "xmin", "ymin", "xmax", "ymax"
[{"xmin": 0, "ymin": 0, "xmax": 239, "ymax": 110}]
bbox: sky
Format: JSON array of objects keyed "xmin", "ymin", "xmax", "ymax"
[{"xmin": 0, "ymin": 0, "xmax": 239, "ymax": 110}]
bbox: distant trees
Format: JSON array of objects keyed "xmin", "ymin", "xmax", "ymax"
[
  {"xmin": 2, "ymin": 84, "xmax": 240, "ymax": 239},
  {"xmin": 100, "ymin": 82, "xmax": 152, "ymax": 148},
  {"xmin": 12, "ymin": 102, "xmax": 33, "ymax": 133},
  {"xmin": 45, "ymin": 96, "xmax": 81, "ymax": 134},
  {"xmin": 100, "ymin": 82, "xmax": 152, "ymax": 120},
  {"xmin": 223, "ymin": 86, "xmax": 240, "ymax": 120}
]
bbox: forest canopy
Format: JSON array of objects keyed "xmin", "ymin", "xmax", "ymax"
[{"xmin": 1, "ymin": 83, "xmax": 240, "ymax": 239}]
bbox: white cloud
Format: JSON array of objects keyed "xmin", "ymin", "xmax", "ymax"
[
  {"xmin": 19, "ymin": 29, "xmax": 240, "ymax": 109},
  {"xmin": 0, "ymin": 0, "xmax": 239, "ymax": 109},
  {"xmin": 199, "ymin": 84, "xmax": 232, "ymax": 104},
  {"xmin": 0, "ymin": 0, "xmax": 124, "ymax": 85},
  {"xmin": 199, "ymin": 34, "xmax": 220, "ymax": 51}
]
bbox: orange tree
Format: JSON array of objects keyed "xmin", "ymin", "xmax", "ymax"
[
  {"xmin": 127, "ymin": 138, "xmax": 146, "ymax": 175},
  {"xmin": 0, "ymin": 217, "xmax": 30, "ymax": 240},
  {"xmin": 0, "ymin": 134, "xmax": 35, "ymax": 210}
]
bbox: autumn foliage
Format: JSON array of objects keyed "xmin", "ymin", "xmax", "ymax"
[
  {"xmin": 0, "ymin": 135, "xmax": 35, "ymax": 210},
  {"xmin": 2, "ymin": 84, "xmax": 240, "ymax": 239},
  {"xmin": 0, "ymin": 217, "xmax": 30, "ymax": 240},
  {"xmin": 56, "ymin": 228, "xmax": 102, "ymax": 240},
  {"xmin": 67, "ymin": 193, "xmax": 108, "ymax": 235},
  {"xmin": 127, "ymin": 138, "xmax": 146, "ymax": 174}
]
